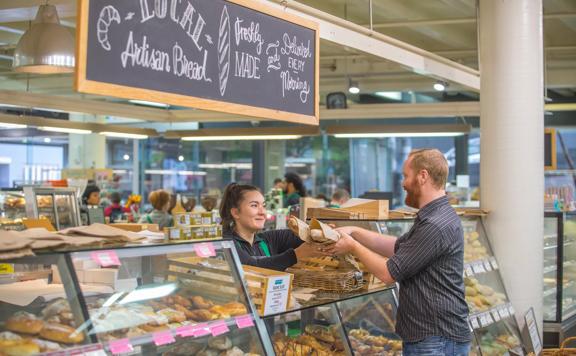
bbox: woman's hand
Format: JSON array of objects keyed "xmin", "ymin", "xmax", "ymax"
[
  {"xmin": 322, "ymin": 232, "xmax": 358, "ymax": 256},
  {"xmin": 294, "ymin": 243, "xmax": 324, "ymax": 260}
]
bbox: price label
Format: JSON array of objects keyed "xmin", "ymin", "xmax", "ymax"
[
  {"xmin": 491, "ymin": 310, "xmax": 501, "ymax": 322},
  {"xmin": 490, "ymin": 257, "xmax": 499, "ymax": 269},
  {"xmin": 500, "ymin": 307, "xmax": 510, "ymax": 319},
  {"xmin": 235, "ymin": 315, "xmax": 254, "ymax": 329},
  {"xmin": 479, "ymin": 314, "xmax": 488, "ymax": 327},
  {"xmin": 153, "ymin": 331, "xmax": 175, "ymax": 346},
  {"xmin": 472, "ymin": 262, "xmax": 486, "ymax": 274},
  {"xmin": 192, "ymin": 324, "xmax": 211, "ymax": 338},
  {"xmin": 176, "ymin": 325, "xmax": 195, "ymax": 338},
  {"xmin": 465, "ymin": 265, "xmax": 474, "ymax": 277},
  {"xmin": 484, "ymin": 260, "xmax": 493, "ymax": 271},
  {"xmin": 194, "ymin": 242, "xmax": 216, "ymax": 258},
  {"xmin": 485, "ymin": 313, "xmax": 494, "ymax": 325},
  {"xmin": 221, "ymin": 241, "xmax": 233, "ymax": 248},
  {"xmin": 508, "ymin": 305, "xmax": 515, "ymax": 315},
  {"xmin": 210, "ymin": 320, "xmax": 230, "ymax": 336},
  {"xmin": 470, "ymin": 317, "xmax": 480, "ymax": 329},
  {"xmin": 91, "ymin": 251, "xmax": 121, "ymax": 267},
  {"xmin": 109, "ymin": 339, "xmax": 133, "ymax": 355},
  {"xmin": 0, "ymin": 264, "xmax": 14, "ymax": 274}
]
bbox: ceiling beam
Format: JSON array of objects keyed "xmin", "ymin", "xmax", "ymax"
[
  {"xmin": 0, "ymin": 89, "xmax": 173, "ymax": 121},
  {"xmin": 263, "ymin": 0, "xmax": 480, "ymax": 91}
]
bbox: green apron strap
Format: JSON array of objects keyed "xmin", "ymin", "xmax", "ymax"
[
  {"xmin": 146, "ymin": 214, "xmax": 153, "ymax": 224},
  {"xmin": 258, "ymin": 240, "xmax": 271, "ymax": 257}
]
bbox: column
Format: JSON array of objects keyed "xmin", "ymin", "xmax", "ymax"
[
  {"xmin": 68, "ymin": 113, "xmax": 106, "ymax": 169},
  {"xmin": 264, "ymin": 140, "xmax": 285, "ymax": 191},
  {"xmin": 479, "ymin": 0, "xmax": 544, "ymax": 331}
]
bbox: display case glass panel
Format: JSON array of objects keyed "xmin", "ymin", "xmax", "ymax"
[
  {"xmin": 0, "ymin": 189, "xmax": 26, "ymax": 231},
  {"xmin": 562, "ymin": 213, "xmax": 576, "ymax": 321},
  {"xmin": 472, "ymin": 319, "xmax": 523, "ymax": 356},
  {"xmin": 544, "ymin": 214, "xmax": 560, "ymax": 322},
  {"xmin": 337, "ymin": 289, "xmax": 401, "ymax": 356}
]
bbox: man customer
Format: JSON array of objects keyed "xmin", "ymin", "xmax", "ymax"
[{"xmin": 324, "ymin": 148, "xmax": 471, "ymax": 356}]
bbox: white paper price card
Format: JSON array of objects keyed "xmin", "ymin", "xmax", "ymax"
[
  {"xmin": 508, "ymin": 305, "xmax": 515, "ymax": 315},
  {"xmin": 472, "ymin": 262, "xmax": 486, "ymax": 274},
  {"xmin": 490, "ymin": 256, "xmax": 499, "ymax": 269},
  {"xmin": 479, "ymin": 314, "xmax": 489, "ymax": 327},
  {"xmin": 470, "ymin": 317, "xmax": 480, "ymax": 329},
  {"xmin": 491, "ymin": 310, "xmax": 501, "ymax": 322},
  {"xmin": 498, "ymin": 307, "xmax": 508, "ymax": 319},
  {"xmin": 465, "ymin": 265, "xmax": 474, "ymax": 277},
  {"xmin": 485, "ymin": 313, "xmax": 494, "ymax": 325},
  {"xmin": 483, "ymin": 260, "xmax": 493, "ymax": 271}
]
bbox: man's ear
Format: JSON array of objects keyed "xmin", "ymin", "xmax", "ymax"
[
  {"xmin": 418, "ymin": 169, "xmax": 429, "ymax": 185},
  {"xmin": 231, "ymin": 207, "xmax": 240, "ymax": 220}
]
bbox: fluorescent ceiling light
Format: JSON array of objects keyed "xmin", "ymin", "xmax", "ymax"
[
  {"xmin": 145, "ymin": 169, "xmax": 206, "ymax": 176},
  {"xmin": 100, "ymin": 132, "xmax": 148, "ymax": 139},
  {"xmin": 43, "ymin": 137, "xmax": 51, "ymax": 143},
  {"xmin": 39, "ymin": 126, "xmax": 92, "ymax": 134},
  {"xmin": 375, "ymin": 91, "xmax": 402, "ymax": 101},
  {"xmin": 182, "ymin": 135, "xmax": 301, "ymax": 141},
  {"xmin": 0, "ymin": 123, "xmax": 27, "ymax": 129},
  {"xmin": 178, "ymin": 155, "xmax": 184, "ymax": 162},
  {"xmin": 334, "ymin": 132, "xmax": 465, "ymax": 138},
  {"xmin": 129, "ymin": 99, "xmax": 170, "ymax": 108},
  {"xmin": 198, "ymin": 163, "xmax": 252, "ymax": 169}
]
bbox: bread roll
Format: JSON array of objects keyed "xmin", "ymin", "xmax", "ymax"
[
  {"xmin": 39, "ymin": 323, "xmax": 84, "ymax": 344},
  {"xmin": 6, "ymin": 312, "xmax": 44, "ymax": 335}
]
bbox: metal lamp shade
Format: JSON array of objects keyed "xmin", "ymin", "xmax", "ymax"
[{"xmin": 13, "ymin": 4, "xmax": 75, "ymax": 74}]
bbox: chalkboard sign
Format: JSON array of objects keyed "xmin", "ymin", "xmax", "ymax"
[
  {"xmin": 76, "ymin": 0, "xmax": 319, "ymax": 125},
  {"xmin": 545, "ymin": 128, "xmax": 556, "ymax": 170}
]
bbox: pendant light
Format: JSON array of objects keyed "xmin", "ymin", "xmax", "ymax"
[{"xmin": 12, "ymin": 4, "xmax": 75, "ymax": 73}]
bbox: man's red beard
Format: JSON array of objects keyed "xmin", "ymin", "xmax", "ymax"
[{"xmin": 404, "ymin": 181, "xmax": 421, "ymax": 208}]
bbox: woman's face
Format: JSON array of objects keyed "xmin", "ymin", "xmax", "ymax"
[
  {"xmin": 231, "ymin": 190, "xmax": 266, "ymax": 232},
  {"xmin": 87, "ymin": 192, "xmax": 100, "ymax": 205}
]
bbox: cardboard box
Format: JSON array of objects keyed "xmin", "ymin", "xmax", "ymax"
[{"xmin": 242, "ymin": 265, "xmax": 293, "ymax": 316}]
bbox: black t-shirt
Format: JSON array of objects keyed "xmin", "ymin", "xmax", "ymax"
[{"xmin": 224, "ymin": 229, "xmax": 303, "ymax": 271}]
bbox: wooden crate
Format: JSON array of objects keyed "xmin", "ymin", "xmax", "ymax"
[
  {"xmin": 243, "ymin": 265, "xmax": 293, "ymax": 316},
  {"xmin": 308, "ymin": 200, "xmax": 389, "ymax": 220}
]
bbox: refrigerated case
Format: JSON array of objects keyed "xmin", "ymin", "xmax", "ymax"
[
  {"xmin": 23, "ymin": 187, "xmax": 82, "ymax": 230},
  {"xmin": 0, "ymin": 188, "xmax": 26, "ymax": 231},
  {"xmin": 0, "ymin": 240, "xmax": 273, "ymax": 355},
  {"xmin": 543, "ymin": 211, "xmax": 576, "ymax": 347}
]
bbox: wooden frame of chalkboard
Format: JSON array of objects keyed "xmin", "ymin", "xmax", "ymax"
[
  {"xmin": 75, "ymin": 0, "xmax": 319, "ymax": 125},
  {"xmin": 545, "ymin": 128, "xmax": 557, "ymax": 171}
]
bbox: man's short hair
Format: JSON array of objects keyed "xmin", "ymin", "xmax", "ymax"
[{"xmin": 408, "ymin": 148, "xmax": 449, "ymax": 189}]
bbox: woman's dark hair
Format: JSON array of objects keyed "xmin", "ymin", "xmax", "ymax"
[
  {"xmin": 82, "ymin": 185, "xmax": 100, "ymax": 205},
  {"xmin": 219, "ymin": 183, "xmax": 260, "ymax": 233},
  {"xmin": 284, "ymin": 172, "xmax": 306, "ymax": 197}
]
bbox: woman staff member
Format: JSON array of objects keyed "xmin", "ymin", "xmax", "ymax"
[{"xmin": 220, "ymin": 183, "xmax": 321, "ymax": 271}]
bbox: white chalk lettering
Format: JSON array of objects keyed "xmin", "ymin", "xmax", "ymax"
[
  {"xmin": 288, "ymin": 57, "xmax": 305, "ymax": 72},
  {"xmin": 139, "ymin": 0, "xmax": 154, "ymax": 23},
  {"xmin": 120, "ymin": 31, "xmax": 171, "ymax": 72},
  {"xmin": 280, "ymin": 70, "xmax": 310, "ymax": 103},
  {"xmin": 173, "ymin": 43, "xmax": 212, "ymax": 82},
  {"xmin": 266, "ymin": 41, "xmax": 281, "ymax": 72},
  {"xmin": 234, "ymin": 51, "xmax": 260, "ymax": 79},
  {"xmin": 234, "ymin": 17, "xmax": 263, "ymax": 55},
  {"xmin": 154, "ymin": 0, "xmax": 167, "ymax": 19},
  {"xmin": 281, "ymin": 33, "xmax": 311, "ymax": 59},
  {"xmin": 170, "ymin": 0, "xmax": 181, "ymax": 22}
]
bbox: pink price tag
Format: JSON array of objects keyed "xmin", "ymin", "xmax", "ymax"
[
  {"xmin": 192, "ymin": 324, "xmax": 211, "ymax": 337},
  {"xmin": 153, "ymin": 331, "xmax": 175, "ymax": 346},
  {"xmin": 176, "ymin": 325, "xmax": 195, "ymax": 338},
  {"xmin": 108, "ymin": 339, "xmax": 133, "ymax": 355},
  {"xmin": 91, "ymin": 250, "xmax": 121, "ymax": 267},
  {"xmin": 235, "ymin": 315, "xmax": 254, "ymax": 329},
  {"xmin": 210, "ymin": 320, "xmax": 230, "ymax": 336},
  {"xmin": 194, "ymin": 242, "xmax": 216, "ymax": 257}
]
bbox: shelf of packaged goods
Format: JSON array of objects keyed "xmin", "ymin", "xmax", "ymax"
[
  {"xmin": 468, "ymin": 303, "xmax": 515, "ymax": 330},
  {"xmin": 98, "ymin": 315, "xmax": 257, "ymax": 355},
  {"xmin": 464, "ymin": 257, "xmax": 499, "ymax": 277}
]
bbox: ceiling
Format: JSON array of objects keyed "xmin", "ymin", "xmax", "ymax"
[{"xmin": 0, "ymin": 0, "xmax": 574, "ymax": 125}]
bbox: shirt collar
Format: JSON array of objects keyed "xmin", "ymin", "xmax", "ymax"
[
  {"xmin": 417, "ymin": 195, "xmax": 449, "ymax": 219},
  {"xmin": 227, "ymin": 230, "xmax": 263, "ymax": 245}
]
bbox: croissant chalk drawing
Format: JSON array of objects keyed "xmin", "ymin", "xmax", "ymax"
[
  {"xmin": 218, "ymin": 6, "xmax": 231, "ymax": 96},
  {"xmin": 97, "ymin": 5, "xmax": 121, "ymax": 51}
]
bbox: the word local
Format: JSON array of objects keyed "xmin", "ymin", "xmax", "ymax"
[{"xmin": 138, "ymin": 0, "xmax": 206, "ymax": 52}]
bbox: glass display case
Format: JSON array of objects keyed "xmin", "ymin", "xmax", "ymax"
[
  {"xmin": 0, "ymin": 240, "xmax": 273, "ymax": 355},
  {"xmin": 23, "ymin": 187, "xmax": 82, "ymax": 230},
  {"xmin": 543, "ymin": 211, "xmax": 576, "ymax": 347},
  {"xmin": 0, "ymin": 188, "xmax": 26, "ymax": 231},
  {"xmin": 264, "ymin": 287, "xmax": 398, "ymax": 356}
]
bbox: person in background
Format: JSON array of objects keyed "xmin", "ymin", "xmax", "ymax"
[
  {"xmin": 273, "ymin": 178, "xmax": 284, "ymax": 190},
  {"xmin": 82, "ymin": 185, "xmax": 101, "ymax": 207},
  {"xmin": 104, "ymin": 192, "xmax": 129, "ymax": 222},
  {"xmin": 220, "ymin": 183, "xmax": 322, "ymax": 271},
  {"xmin": 329, "ymin": 189, "xmax": 351, "ymax": 208},
  {"xmin": 283, "ymin": 172, "xmax": 306, "ymax": 207},
  {"xmin": 324, "ymin": 149, "xmax": 471, "ymax": 355},
  {"xmin": 138, "ymin": 189, "xmax": 174, "ymax": 229}
]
